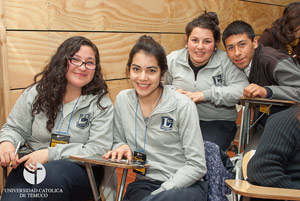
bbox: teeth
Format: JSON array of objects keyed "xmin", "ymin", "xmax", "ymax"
[{"xmin": 138, "ymin": 84, "xmax": 148, "ymax": 87}]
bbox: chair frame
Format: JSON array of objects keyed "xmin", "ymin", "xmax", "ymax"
[{"xmin": 226, "ymin": 151, "xmax": 300, "ymax": 200}]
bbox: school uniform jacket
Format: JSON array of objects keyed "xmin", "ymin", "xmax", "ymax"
[
  {"xmin": 249, "ymin": 43, "xmax": 300, "ymax": 102},
  {"xmin": 165, "ymin": 48, "xmax": 249, "ymax": 121},
  {"xmin": 113, "ymin": 85, "xmax": 207, "ymax": 193},
  {"xmin": 0, "ymin": 84, "xmax": 114, "ymax": 161}
]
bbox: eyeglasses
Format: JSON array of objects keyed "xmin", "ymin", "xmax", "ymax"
[{"xmin": 69, "ymin": 57, "xmax": 96, "ymax": 70}]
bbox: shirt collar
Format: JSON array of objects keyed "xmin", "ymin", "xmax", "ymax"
[{"xmin": 243, "ymin": 59, "xmax": 252, "ymax": 78}]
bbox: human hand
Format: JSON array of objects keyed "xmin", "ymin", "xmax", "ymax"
[
  {"xmin": 243, "ymin": 84, "xmax": 267, "ymax": 98},
  {"xmin": 181, "ymin": 91, "xmax": 204, "ymax": 102},
  {"xmin": 0, "ymin": 141, "xmax": 19, "ymax": 168},
  {"xmin": 102, "ymin": 144, "xmax": 132, "ymax": 162},
  {"xmin": 175, "ymin": 88, "xmax": 185, "ymax": 94},
  {"xmin": 18, "ymin": 149, "xmax": 49, "ymax": 171}
]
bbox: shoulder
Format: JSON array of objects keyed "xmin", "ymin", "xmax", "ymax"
[
  {"xmin": 261, "ymin": 28, "xmax": 274, "ymax": 37},
  {"xmin": 259, "ymin": 45, "xmax": 290, "ymax": 63},
  {"xmin": 21, "ymin": 84, "xmax": 38, "ymax": 102},
  {"xmin": 268, "ymin": 106, "xmax": 299, "ymax": 125},
  {"xmin": 81, "ymin": 93, "xmax": 113, "ymax": 111},
  {"xmin": 167, "ymin": 48, "xmax": 187, "ymax": 60},
  {"xmin": 115, "ymin": 88, "xmax": 135, "ymax": 104},
  {"xmin": 210, "ymin": 50, "xmax": 235, "ymax": 68},
  {"xmin": 213, "ymin": 50, "xmax": 231, "ymax": 62},
  {"xmin": 163, "ymin": 85, "xmax": 195, "ymax": 108}
]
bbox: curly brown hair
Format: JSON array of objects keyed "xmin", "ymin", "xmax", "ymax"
[
  {"xmin": 273, "ymin": 2, "xmax": 300, "ymax": 44},
  {"xmin": 30, "ymin": 36, "xmax": 108, "ymax": 132}
]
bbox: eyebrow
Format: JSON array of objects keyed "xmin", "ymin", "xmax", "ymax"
[
  {"xmin": 238, "ymin": 40, "xmax": 248, "ymax": 44},
  {"xmin": 190, "ymin": 36, "xmax": 213, "ymax": 40},
  {"xmin": 73, "ymin": 55, "xmax": 95, "ymax": 60},
  {"xmin": 131, "ymin": 64, "xmax": 158, "ymax": 69},
  {"xmin": 226, "ymin": 39, "xmax": 248, "ymax": 47}
]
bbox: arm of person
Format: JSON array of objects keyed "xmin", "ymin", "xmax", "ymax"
[
  {"xmin": 103, "ymin": 93, "xmax": 132, "ymax": 162},
  {"xmin": 0, "ymin": 87, "xmax": 35, "ymax": 166},
  {"xmin": 267, "ymin": 57, "xmax": 300, "ymax": 102},
  {"xmin": 48, "ymin": 96, "xmax": 114, "ymax": 161},
  {"xmin": 0, "ymin": 141, "xmax": 19, "ymax": 168},
  {"xmin": 203, "ymin": 58, "xmax": 249, "ymax": 106},
  {"xmin": 0, "ymin": 87, "xmax": 34, "ymax": 146},
  {"xmin": 247, "ymin": 106, "xmax": 300, "ymax": 189},
  {"xmin": 152, "ymin": 99, "xmax": 207, "ymax": 195},
  {"xmin": 243, "ymin": 83, "xmax": 268, "ymax": 98}
]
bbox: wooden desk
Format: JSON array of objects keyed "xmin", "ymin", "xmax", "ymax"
[
  {"xmin": 225, "ymin": 179, "xmax": 300, "ymax": 201},
  {"xmin": 238, "ymin": 98, "xmax": 297, "ymax": 153},
  {"xmin": 70, "ymin": 155, "xmax": 149, "ymax": 201}
]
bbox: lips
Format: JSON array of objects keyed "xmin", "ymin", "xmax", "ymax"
[
  {"xmin": 234, "ymin": 57, "xmax": 245, "ymax": 64},
  {"xmin": 137, "ymin": 83, "xmax": 150, "ymax": 89},
  {"xmin": 74, "ymin": 72, "xmax": 86, "ymax": 77},
  {"xmin": 195, "ymin": 51, "xmax": 205, "ymax": 56}
]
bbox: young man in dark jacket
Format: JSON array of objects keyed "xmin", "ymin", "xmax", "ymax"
[{"xmin": 222, "ymin": 20, "xmax": 300, "ymax": 103}]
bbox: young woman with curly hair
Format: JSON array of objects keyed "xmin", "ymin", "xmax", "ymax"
[{"xmin": 0, "ymin": 36, "xmax": 114, "ymax": 201}]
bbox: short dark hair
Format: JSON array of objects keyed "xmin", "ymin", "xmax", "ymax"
[
  {"xmin": 186, "ymin": 12, "xmax": 220, "ymax": 45},
  {"xmin": 127, "ymin": 35, "xmax": 168, "ymax": 78},
  {"xmin": 222, "ymin": 20, "xmax": 256, "ymax": 46}
]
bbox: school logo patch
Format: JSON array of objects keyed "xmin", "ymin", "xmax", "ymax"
[
  {"xmin": 76, "ymin": 113, "xmax": 91, "ymax": 129},
  {"xmin": 212, "ymin": 75, "xmax": 223, "ymax": 86},
  {"xmin": 160, "ymin": 117, "xmax": 174, "ymax": 131}
]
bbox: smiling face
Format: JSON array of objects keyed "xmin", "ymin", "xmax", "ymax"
[
  {"xmin": 187, "ymin": 27, "xmax": 216, "ymax": 67},
  {"xmin": 224, "ymin": 33, "xmax": 258, "ymax": 69},
  {"xmin": 129, "ymin": 51, "xmax": 161, "ymax": 100},
  {"xmin": 65, "ymin": 45, "xmax": 96, "ymax": 91}
]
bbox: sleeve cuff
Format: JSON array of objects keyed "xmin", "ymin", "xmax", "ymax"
[{"xmin": 264, "ymin": 87, "xmax": 273, "ymax": 98}]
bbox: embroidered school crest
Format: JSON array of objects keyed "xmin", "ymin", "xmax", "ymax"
[
  {"xmin": 212, "ymin": 75, "xmax": 222, "ymax": 86},
  {"xmin": 160, "ymin": 117, "xmax": 174, "ymax": 131},
  {"xmin": 76, "ymin": 113, "xmax": 91, "ymax": 129}
]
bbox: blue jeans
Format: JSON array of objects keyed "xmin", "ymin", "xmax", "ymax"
[
  {"xmin": 1, "ymin": 160, "xmax": 103, "ymax": 201},
  {"xmin": 123, "ymin": 180, "xmax": 207, "ymax": 201},
  {"xmin": 200, "ymin": 120, "xmax": 237, "ymax": 151}
]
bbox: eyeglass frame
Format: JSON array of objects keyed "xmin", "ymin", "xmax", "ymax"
[{"xmin": 69, "ymin": 57, "xmax": 97, "ymax": 70}]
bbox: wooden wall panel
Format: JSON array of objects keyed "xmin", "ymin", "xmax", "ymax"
[
  {"xmin": 4, "ymin": 0, "xmax": 48, "ymax": 29},
  {"xmin": 6, "ymin": 32, "xmax": 185, "ymax": 89},
  {"xmin": 107, "ymin": 79, "xmax": 132, "ymax": 105},
  {"xmin": 1, "ymin": 0, "xmax": 298, "ymax": 122},
  {"xmin": 232, "ymin": 0, "xmax": 285, "ymax": 35},
  {"xmin": 240, "ymin": 0, "xmax": 292, "ymax": 6},
  {"xmin": 5, "ymin": 0, "xmax": 235, "ymax": 33},
  {"xmin": 0, "ymin": 0, "xmax": 9, "ymax": 126}
]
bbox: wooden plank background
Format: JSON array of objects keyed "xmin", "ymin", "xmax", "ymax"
[{"xmin": 0, "ymin": 0, "xmax": 294, "ymax": 127}]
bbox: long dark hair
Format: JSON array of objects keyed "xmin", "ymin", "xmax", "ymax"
[
  {"xmin": 273, "ymin": 2, "xmax": 300, "ymax": 44},
  {"xmin": 30, "ymin": 36, "xmax": 108, "ymax": 132}
]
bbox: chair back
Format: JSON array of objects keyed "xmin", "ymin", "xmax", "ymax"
[{"xmin": 242, "ymin": 150, "xmax": 255, "ymax": 180}]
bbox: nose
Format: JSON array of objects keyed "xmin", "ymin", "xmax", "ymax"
[
  {"xmin": 139, "ymin": 71, "xmax": 148, "ymax": 81},
  {"xmin": 196, "ymin": 41, "xmax": 204, "ymax": 49},
  {"xmin": 78, "ymin": 63, "xmax": 87, "ymax": 71},
  {"xmin": 234, "ymin": 47, "xmax": 242, "ymax": 57}
]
